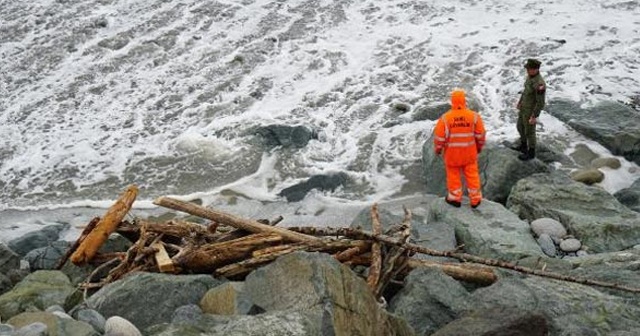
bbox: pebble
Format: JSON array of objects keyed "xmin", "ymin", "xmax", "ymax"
[
  {"xmin": 45, "ymin": 305, "xmax": 65, "ymax": 314},
  {"xmin": 531, "ymin": 218, "xmax": 567, "ymax": 239},
  {"xmin": 536, "ymin": 234, "xmax": 557, "ymax": 257},
  {"xmin": 591, "ymin": 157, "xmax": 621, "ymax": 169},
  {"xmin": 560, "ymin": 238, "xmax": 582, "ymax": 252},
  {"xmin": 104, "ymin": 316, "xmax": 142, "ymax": 336}
]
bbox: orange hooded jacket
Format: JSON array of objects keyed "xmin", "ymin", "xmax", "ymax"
[{"xmin": 433, "ymin": 90, "xmax": 486, "ymax": 167}]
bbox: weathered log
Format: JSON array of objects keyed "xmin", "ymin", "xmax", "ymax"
[
  {"xmin": 215, "ymin": 244, "xmax": 307, "ymax": 278},
  {"xmin": 407, "ymin": 259, "xmax": 497, "ymax": 285},
  {"xmin": 154, "ymin": 197, "xmax": 320, "ymax": 244},
  {"xmin": 348, "ymin": 255, "xmax": 497, "ymax": 286},
  {"xmin": 171, "ymin": 233, "xmax": 283, "ymax": 273},
  {"xmin": 367, "ymin": 204, "xmax": 383, "ymax": 291},
  {"xmin": 71, "ymin": 185, "xmax": 138, "ymax": 265},
  {"xmin": 56, "ymin": 217, "xmax": 100, "ymax": 269}
]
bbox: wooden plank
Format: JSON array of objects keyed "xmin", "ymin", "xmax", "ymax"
[{"xmin": 152, "ymin": 242, "xmax": 175, "ymax": 273}]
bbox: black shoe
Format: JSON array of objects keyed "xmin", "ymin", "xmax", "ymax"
[
  {"xmin": 471, "ymin": 200, "xmax": 481, "ymax": 209},
  {"xmin": 518, "ymin": 148, "xmax": 535, "ymax": 161},
  {"xmin": 511, "ymin": 142, "xmax": 527, "ymax": 153},
  {"xmin": 445, "ymin": 198, "xmax": 461, "ymax": 208}
]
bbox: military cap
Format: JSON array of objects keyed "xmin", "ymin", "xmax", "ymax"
[{"xmin": 524, "ymin": 59, "xmax": 542, "ymax": 69}]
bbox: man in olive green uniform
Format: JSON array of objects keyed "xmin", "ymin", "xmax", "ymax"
[{"xmin": 515, "ymin": 58, "xmax": 546, "ymax": 161}]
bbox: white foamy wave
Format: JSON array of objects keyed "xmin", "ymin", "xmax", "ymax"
[{"xmin": 0, "ymin": 0, "xmax": 639, "ymax": 211}]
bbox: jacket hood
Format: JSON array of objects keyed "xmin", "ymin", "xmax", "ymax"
[{"xmin": 451, "ymin": 90, "xmax": 466, "ymax": 110}]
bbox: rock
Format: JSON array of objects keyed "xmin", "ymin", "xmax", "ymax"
[
  {"xmin": 0, "ymin": 324, "xmax": 14, "ymax": 334},
  {"xmin": 0, "ymin": 242, "xmax": 20, "ymax": 275},
  {"xmin": 254, "ymin": 124, "xmax": 317, "ymax": 149},
  {"xmin": 591, "ymin": 157, "xmax": 622, "ymax": 169},
  {"xmin": 171, "ymin": 304, "xmax": 203, "ymax": 324},
  {"xmin": 431, "ymin": 307, "xmax": 548, "ymax": 336},
  {"xmin": 569, "ymin": 143, "xmax": 600, "ymax": 166},
  {"xmin": 243, "ymin": 251, "xmax": 413, "ymax": 336},
  {"xmin": 563, "ymin": 248, "xmax": 640, "ymax": 297},
  {"xmin": 537, "ymin": 234, "xmax": 558, "ymax": 257},
  {"xmin": 25, "ymin": 241, "xmax": 70, "ymax": 271},
  {"xmin": 530, "ymin": 218, "xmax": 567, "ymax": 239},
  {"xmin": 0, "ymin": 273, "xmax": 13, "ymax": 296},
  {"xmin": 507, "ymin": 171, "xmax": 640, "ymax": 253},
  {"xmin": 560, "ymin": 238, "xmax": 582, "ymax": 252},
  {"xmin": 85, "ymin": 272, "xmax": 224, "ymax": 330},
  {"xmin": 614, "ymin": 178, "xmax": 640, "ymax": 212},
  {"xmin": 576, "ymin": 250, "xmax": 589, "ymax": 257},
  {"xmin": 8, "ymin": 224, "xmax": 66, "ymax": 257},
  {"xmin": 8, "ymin": 312, "xmax": 96, "ymax": 336},
  {"xmin": 412, "ymin": 103, "xmax": 449, "ymax": 121},
  {"xmin": 469, "ymin": 274, "xmax": 640, "ymax": 334},
  {"xmin": 104, "ymin": 316, "xmax": 142, "ymax": 336},
  {"xmin": 13, "ymin": 322, "xmax": 47, "ymax": 336},
  {"xmin": 45, "ymin": 305, "xmax": 65, "ymax": 314},
  {"xmin": 74, "ymin": 308, "xmax": 106, "ymax": 334},
  {"xmin": 389, "ymin": 268, "xmax": 470, "ymax": 335},
  {"xmin": 429, "ymin": 198, "xmax": 544, "ymax": 261},
  {"xmin": 422, "ymin": 140, "xmax": 549, "ymax": 204},
  {"xmin": 0, "ymin": 271, "xmax": 74, "ymax": 320},
  {"xmin": 570, "ymin": 168, "xmax": 604, "ymax": 185},
  {"xmin": 547, "ymin": 100, "xmax": 640, "ymax": 165},
  {"xmin": 199, "ymin": 282, "xmax": 259, "ymax": 316},
  {"xmin": 278, "ymin": 173, "xmax": 349, "ymax": 202},
  {"xmin": 146, "ymin": 311, "xmax": 314, "ymax": 336}
]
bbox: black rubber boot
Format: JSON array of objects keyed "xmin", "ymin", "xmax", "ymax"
[
  {"xmin": 518, "ymin": 148, "xmax": 535, "ymax": 161},
  {"xmin": 511, "ymin": 142, "xmax": 527, "ymax": 153},
  {"xmin": 471, "ymin": 200, "xmax": 482, "ymax": 209},
  {"xmin": 445, "ymin": 198, "xmax": 461, "ymax": 208}
]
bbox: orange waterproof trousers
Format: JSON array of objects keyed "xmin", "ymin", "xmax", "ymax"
[{"xmin": 445, "ymin": 162, "xmax": 482, "ymax": 206}]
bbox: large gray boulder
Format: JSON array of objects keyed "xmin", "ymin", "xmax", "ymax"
[
  {"xmin": 546, "ymin": 100, "xmax": 640, "ymax": 165},
  {"xmin": 507, "ymin": 172, "xmax": 640, "ymax": 253},
  {"xmin": 7, "ymin": 311, "xmax": 97, "ymax": 336},
  {"xmin": 469, "ymin": 273, "xmax": 640, "ymax": 334},
  {"xmin": 422, "ymin": 139, "xmax": 549, "ymax": 204},
  {"xmin": 389, "ymin": 268, "xmax": 470, "ymax": 335},
  {"xmin": 243, "ymin": 251, "xmax": 413, "ymax": 336},
  {"xmin": 431, "ymin": 307, "xmax": 548, "ymax": 336},
  {"xmin": 429, "ymin": 198, "xmax": 544, "ymax": 261},
  {"xmin": 0, "ymin": 242, "xmax": 20, "ymax": 275},
  {"xmin": 614, "ymin": 178, "xmax": 640, "ymax": 212},
  {"xmin": 0, "ymin": 271, "xmax": 75, "ymax": 320},
  {"xmin": 24, "ymin": 241, "xmax": 70, "ymax": 272},
  {"xmin": 8, "ymin": 224, "xmax": 66, "ymax": 257},
  {"xmin": 146, "ymin": 311, "xmax": 313, "ymax": 336},
  {"xmin": 85, "ymin": 272, "xmax": 224, "ymax": 330},
  {"xmin": 564, "ymin": 248, "xmax": 640, "ymax": 301}
]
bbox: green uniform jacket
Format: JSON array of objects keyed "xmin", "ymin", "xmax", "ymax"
[{"xmin": 518, "ymin": 73, "xmax": 546, "ymax": 118}]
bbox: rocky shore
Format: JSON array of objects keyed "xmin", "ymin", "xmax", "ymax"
[{"xmin": 1, "ymin": 102, "xmax": 640, "ymax": 336}]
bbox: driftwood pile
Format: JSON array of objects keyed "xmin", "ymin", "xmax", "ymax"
[{"xmin": 56, "ymin": 185, "xmax": 640, "ymax": 298}]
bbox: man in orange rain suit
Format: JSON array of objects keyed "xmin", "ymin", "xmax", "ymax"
[{"xmin": 433, "ymin": 90, "xmax": 486, "ymax": 208}]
